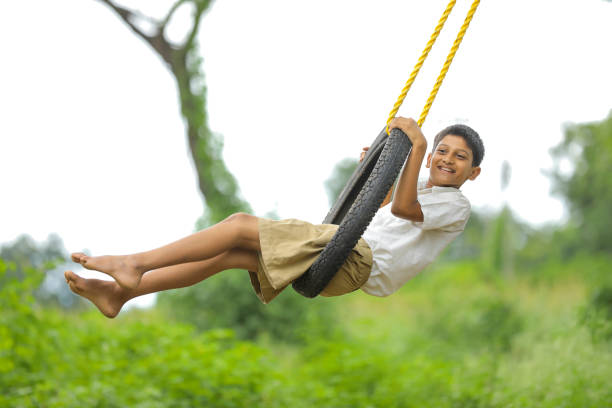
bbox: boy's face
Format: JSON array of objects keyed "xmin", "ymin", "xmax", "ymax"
[{"xmin": 425, "ymin": 134, "xmax": 481, "ymax": 188}]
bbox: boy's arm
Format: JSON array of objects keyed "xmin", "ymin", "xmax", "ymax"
[
  {"xmin": 388, "ymin": 118, "xmax": 428, "ymax": 222},
  {"xmin": 380, "ymin": 185, "xmax": 394, "ymax": 208}
]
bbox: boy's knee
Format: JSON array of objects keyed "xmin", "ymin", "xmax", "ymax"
[
  {"xmin": 223, "ymin": 213, "xmax": 260, "ymax": 249},
  {"xmin": 223, "ymin": 213, "xmax": 258, "ymax": 234},
  {"xmin": 224, "ymin": 212, "xmax": 254, "ymax": 224}
]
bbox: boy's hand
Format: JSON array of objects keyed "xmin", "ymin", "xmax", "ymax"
[
  {"xmin": 388, "ymin": 117, "xmax": 427, "ymax": 150},
  {"xmin": 359, "ymin": 147, "xmax": 369, "ymax": 163},
  {"xmin": 388, "ymin": 117, "xmax": 427, "ymax": 222}
]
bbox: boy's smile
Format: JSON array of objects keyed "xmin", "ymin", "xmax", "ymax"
[{"xmin": 425, "ymin": 134, "xmax": 481, "ymax": 188}]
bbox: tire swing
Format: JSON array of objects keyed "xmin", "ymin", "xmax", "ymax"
[{"xmin": 292, "ymin": 0, "xmax": 481, "ymax": 298}]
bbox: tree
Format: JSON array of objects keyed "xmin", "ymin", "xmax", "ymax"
[
  {"xmin": 0, "ymin": 234, "xmax": 78, "ymax": 308},
  {"xmin": 549, "ymin": 111, "xmax": 612, "ymax": 253},
  {"xmin": 93, "ymin": 2, "xmax": 332, "ymax": 339},
  {"xmin": 96, "ymin": 0, "xmax": 250, "ymax": 223}
]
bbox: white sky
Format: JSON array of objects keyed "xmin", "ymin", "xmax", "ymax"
[{"xmin": 1, "ymin": 0, "xmax": 611, "ymax": 298}]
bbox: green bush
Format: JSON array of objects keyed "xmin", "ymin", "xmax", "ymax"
[
  {"xmin": 2, "ymin": 254, "xmax": 612, "ymax": 407},
  {"xmin": 0, "ymin": 260, "xmax": 281, "ymax": 408},
  {"xmin": 590, "ymin": 286, "xmax": 612, "ymax": 319},
  {"xmin": 580, "ymin": 285, "xmax": 612, "ymax": 342},
  {"xmin": 156, "ymin": 269, "xmax": 335, "ymax": 344}
]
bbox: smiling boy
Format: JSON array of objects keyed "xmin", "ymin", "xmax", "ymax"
[
  {"xmin": 358, "ymin": 117, "xmax": 484, "ymax": 297},
  {"xmin": 64, "ymin": 117, "xmax": 484, "ymax": 315}
]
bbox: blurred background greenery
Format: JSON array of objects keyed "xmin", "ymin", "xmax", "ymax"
[
  {"xmin": 3, "ymin": 112, "xmax": 612, "ymax": 407},
  {"xmin": 2, "ymin": 1, "xmax": 612, "ymax": 407}
]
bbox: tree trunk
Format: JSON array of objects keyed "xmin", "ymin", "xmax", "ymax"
[{"xmin": 96, "ymin": 0, "xmax": 250, "ymax": 224}]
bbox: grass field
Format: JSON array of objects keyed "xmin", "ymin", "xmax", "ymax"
[{"xmin": 2, "ymin": 257, "xmax": 612, "ymax": 407}]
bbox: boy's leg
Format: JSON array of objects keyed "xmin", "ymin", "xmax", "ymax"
[
  {"xmin": 71, "ymin": 213, "xmax": 260, "ymax": 289},
  {"xmin": 65, "ymin": 247, "xmax": 259, "ymax": 318}
]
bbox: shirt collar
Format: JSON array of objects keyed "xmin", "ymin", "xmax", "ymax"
[{"xmin": 418, "ymin": 179, "xmax": 461, "ymax": 192}]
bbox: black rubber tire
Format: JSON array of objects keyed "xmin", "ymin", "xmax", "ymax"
[
  {"xmin": 323, "ymin": 127, "xmax": 389, "ymax": 225},
  {"xmin": 292, "ymin": 128, "xmax": 412, "ymax": 298}
]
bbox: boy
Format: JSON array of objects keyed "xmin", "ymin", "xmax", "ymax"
[{"xmin": 65, "ymin": 117, "xmax": 483, "ymax": 316}]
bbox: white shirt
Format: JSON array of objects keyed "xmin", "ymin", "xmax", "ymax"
[{"xmin": 360, "ymin": 180, "xmax": 471, "ymax": 297}]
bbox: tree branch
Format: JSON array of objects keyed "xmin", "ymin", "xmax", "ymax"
[
  {"xmin": 161, "ymin": 0, "xmax": 190, "ymax": 31},
  {"xmin": 96, "ymin": 0, "xmax": 176, "ymax": 65},
  {"xmin": 183, "ymin": 0, "xmax": 212, "ymax": 51},
  {"xmin": 93, "ymin": 0, "xmax": 248, "ymax": 222},
  {"xmin": 96, "ymin": 0, "xmax": 154, "ymax": 44}
]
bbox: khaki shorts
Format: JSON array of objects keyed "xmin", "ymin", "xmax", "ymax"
[{"xmin": 248, "ymin": 218, "xmax": 373, "ymax": 304}]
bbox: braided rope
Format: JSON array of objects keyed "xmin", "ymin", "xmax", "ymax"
[
  {"xmin": 386, "ymin": 0, "xmax": 481, "ymax": 130},
  {"xmin": 386, "ymin": 0, "xmax": 456, "ymax": 128},
  {"xmin": 417, "ymin": 0, "xmax": 480, "ymax": 126}
]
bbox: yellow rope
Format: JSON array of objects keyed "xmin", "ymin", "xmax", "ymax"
[
  {"xmin": 386, "ymin": 0, "xmax": 457, "ymax": 128},
  {"xmin": 386, "ymin": 0, "xmax": 481, "ymax": 130},
  {"xmin": 417, "ymin": 0, "xmax": 480, "ymax": 127}
]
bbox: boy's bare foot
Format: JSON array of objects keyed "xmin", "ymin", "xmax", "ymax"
[
  {"xmin": 71, "ymin": 252, "xmax": 144, "ymax": 289},
  {"xmin": 64, "ymin": 271, "xmax": 128, "ymax": 318}
]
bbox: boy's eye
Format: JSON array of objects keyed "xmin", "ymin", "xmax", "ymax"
[
  {"xmin": 437, "ymin": 149, "xmax": 446, "ymax": 154},
  {"xmin": 457, "ymin": 154, "xmax": 466, "ymax": 159}
]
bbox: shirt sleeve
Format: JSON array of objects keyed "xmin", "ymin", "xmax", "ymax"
[{"xmin": 413, "ymin": 190, "xmax": 471, "ymax": 232}]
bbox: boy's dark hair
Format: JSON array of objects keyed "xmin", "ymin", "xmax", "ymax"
[{"xmin": 432, "ymin": 124, "xmax": 484, "ymax": 167}]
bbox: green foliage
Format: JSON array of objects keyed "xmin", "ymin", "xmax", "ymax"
[
  {"xmin": 590, "ymin": 286, "xmax": 612, "ymax": 319},
  {"xmin": 0, "ymin": 234, "xmax": 76, "ymax": 308},
  {"xmin": 549, "ymin": 110, "xmax": 612, "ymax": 253},
  {"xmin": 0, "ymin": 234, "xmax": 65, "ymax": 276},
  {"xmin": 0, "ymin": 260, "xmax": 276, "ymax": 408},
  {"xmin": 580, "ymin": 286, "xmax": 612, "ymax": 342},
  {"xmin": 276, "ymin": 260, "xmax": 612, "ymax": 408},
  {"xmin": 3, "ymin": 255, "xmax": 612, "ymax": 407},
  {"xmin": 157, "ymin": 270, "xmax": 335, "ymax": 343},
  {"xmin": 426, "ymin": 297, "xmax": 523, "ymax": 353},
  {"xmin": 442, "ymin": 207, "xmax": 529, "ymax": 279},
  {"xmin": 324, "ymin": 157, "xmax": 358, "ymax": 206},
  {"xmin": 440, "ymin": 210, "xmax": 488, "ymax": 261},
  {"xmin": 486, "ymin": 206, "xmax": 513, "ymax": 274}
]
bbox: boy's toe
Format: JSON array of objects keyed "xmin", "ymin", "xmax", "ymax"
[
  {"xmin": 65, "ymin": 270, "xmax": 78, "ymax": 282},
  {"xmin": 67, "ymin": 281, "xmax": 77, "ymax": 293},
  {"xmin": 71, "ymin": 253, "xmax": 85, "ymax": 263}
]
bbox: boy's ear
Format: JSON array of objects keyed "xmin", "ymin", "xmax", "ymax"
[
  {"xmin": 468, "ymin": 166, "xmax": 481, "ymax": 181},
  {"xmin": 425, "ymin": 153, "xmax": 433, "ymax": 168}
]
